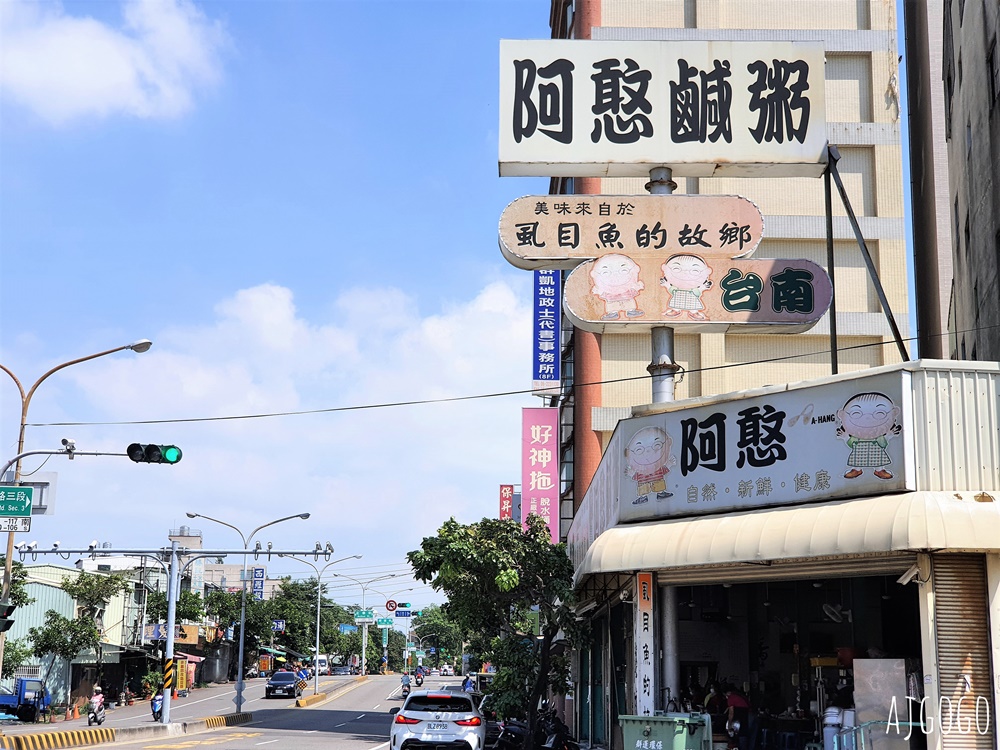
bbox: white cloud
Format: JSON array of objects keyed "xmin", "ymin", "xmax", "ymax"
[
  {"xmin": 0, "ymin": 0, "xmax": 228, "ymax": 124},
  {"xmin": 19, "ymin": 279, "xmax": 533, "ymax": 605}
]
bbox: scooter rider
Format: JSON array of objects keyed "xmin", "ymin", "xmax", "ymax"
[{"xmin": 400, "ymin": 672, "xmax": 411, "ymax": 696}]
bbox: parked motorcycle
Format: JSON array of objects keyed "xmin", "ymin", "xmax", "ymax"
[
  {"xmin": 87, "ymin": 697, "xmax": 106, "ymax": 726},
  {"xmin": 151, "ymin": 692, "xmax": 163, "ymax": 722}
]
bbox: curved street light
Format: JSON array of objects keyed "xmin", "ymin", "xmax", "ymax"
[
  {"xmin": 288, "ymin": 554, "xmax": 362, "ymax": 694},
  {"xmin": 185, "ymin": 511, "xmax": 310, "ymax": 711},
  {"xmin": 328, "ymin": 572, "xmax": 397, "ymax": 675},
  {"xmin": 0, "ymin": 339, "xmax": 152, "ymax": 676}
]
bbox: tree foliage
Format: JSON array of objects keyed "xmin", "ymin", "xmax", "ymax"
[
  {"xmin": 146, "ymin": 589, "xmax": 205, "ymax": 623},
  {"xmin": 28, "ymin": 609, "xmax": 99, "ymax": 678},
  {"xmin": 1, "ymin": 637, "xmax": 31, "ymax": 679},
  {"xmin": 0, "ymin": 557, "xmax": 37, "ymax": 608},
  {"xmin": 408, "ymin": 516, "xmax": 585, "ymax": 735}
]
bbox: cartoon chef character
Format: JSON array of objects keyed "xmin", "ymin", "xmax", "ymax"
[
  {"xmin": 660, "ymin": 254, "xmax": 713, "ymax": 321},
  {"xmin": 624, "ymin": 426, "xmax": 675, "ymax": 504},
  {"xmin": 836, "ymin": 392, "xmax": 902, "ymax": 479},
  {"xmin": 590, "ymin": 253, "xmax": 645, "ymax": 321}
]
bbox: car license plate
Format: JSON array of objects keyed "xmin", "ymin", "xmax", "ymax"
[{"xmin": 428, "ymin": 723, "xmax": 449, "ymax": 730}]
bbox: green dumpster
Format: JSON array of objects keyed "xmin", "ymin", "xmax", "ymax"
[{"xmin": 620, "ymin": 713, "xmax": 713, "ymax": 750}]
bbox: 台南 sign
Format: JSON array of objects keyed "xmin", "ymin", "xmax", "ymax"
[
  {"xmin": 500, "ymin": 195, "xmax": 764, "ymax": 270},
  {"xmin": 565, "ymin": 256, "xmax": 831, "ymax": 333},
  {"xmin": 0, "ymin": 487, "xmax": 32, "ymax": 518},
  {"xmin": 613, "ymin": 370, "xmax": 913, "ymax": 523},
  {"xmin": 500, "ymin": 40, "xmax": 827, "ymax": 178}
]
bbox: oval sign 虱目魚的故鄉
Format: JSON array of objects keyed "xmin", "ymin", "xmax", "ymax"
[{"xmin": 499, "ymin": 194, "xmax": 764, "ymax": 270}]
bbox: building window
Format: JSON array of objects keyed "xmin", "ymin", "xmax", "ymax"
[{"xmin": 989, "ymin": 40, "xmax": 999, "ymax": 110}]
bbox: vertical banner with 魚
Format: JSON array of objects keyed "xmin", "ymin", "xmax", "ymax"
[
  {"xmin": 532, "ymin": 270, "xmax": 561, "ymax": 394},
  {"xmin": 522, "ymin": 408, "xmax": 560, "ymax": 543},
  {"xmin": 634, "ymin": 572, "xmax": 655, "ymax": 716}
]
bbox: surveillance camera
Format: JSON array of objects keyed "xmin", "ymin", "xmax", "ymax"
[
  {"xmin": 267, "ymin": 542, "xmax": 273, "ymax": 550},
  {"xmin": 88, "ymin": 540, "xmax": 98, "ymax": 550},
  {"xmin": 14, "ymin": 542, "xmax": 26, "ymax": 552},
  {"xmin": 52, "ymin": 541, "xmax": 60, "ymax": 549},
  {"xmin": 61, "ymin": 438, "xmax": 76, "ymax": 449},
  {"xmin": 26, "ymin": 541, "xmax": 38, "ymax": 551},
  {"xmin": 896, "ymin": 564, "xmax": 923, "ymax": 586}
]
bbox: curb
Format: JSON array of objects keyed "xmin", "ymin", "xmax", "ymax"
[
  {"xmin": 294, "ymin": 694, "xmax": 324, "ymax": 707},
  {"xmin": 0, "ymin": 728, "xmax": 115, "ymax": 750},
  {"xmin": 0, "ymin": 713, "xmax": 253, "ymax": 750}
]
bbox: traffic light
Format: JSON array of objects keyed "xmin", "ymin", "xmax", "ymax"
[
  {"xmin": 127, "ymin": 443, "xmax": 183, "ymax": 464},
  {"xmin": 0, "ymin": 600, "xmax": 16, "ymax": 633}
]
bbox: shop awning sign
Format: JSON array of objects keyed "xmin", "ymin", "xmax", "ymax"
[{"xmin": 500, "ymin": 39, "xmax": 827, "ymax": 178}]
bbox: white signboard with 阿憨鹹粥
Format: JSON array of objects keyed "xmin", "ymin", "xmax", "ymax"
[{"xmin": 500, "ymin": 39, "xmax": 827, "ymax": 178}]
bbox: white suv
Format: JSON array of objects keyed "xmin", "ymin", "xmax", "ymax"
[{"xmin": 389, "ymin": 691, "xmax": 485, "ymax": 750}]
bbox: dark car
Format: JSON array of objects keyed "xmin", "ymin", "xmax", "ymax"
[
  {"xmin": 332, "ymin": 666, "xmax": 351, "ymax": 676},
  {"xmin": 265, "ymin": 671, "xmax": 303, "ymax": 699}
]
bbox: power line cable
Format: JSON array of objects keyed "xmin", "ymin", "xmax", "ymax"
[{"xmin": 22, "ymin": 321, "xmax": 997, "ymax": 428}]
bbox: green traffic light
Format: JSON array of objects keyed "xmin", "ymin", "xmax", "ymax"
[{"xmin": 127, "ymin": 443, "xmax": 183, "ymax": 464}]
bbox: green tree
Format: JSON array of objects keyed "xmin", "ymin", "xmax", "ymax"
[
  {"xmin": 59, "ymin": 571, "xmax": 133, "ymax": 686},
  {"xmin": 28, "ymin": 611, "xmax": 99, "ymax": 682},
  {"xmin": 411, "ymin": 604, "xmax": 462, "ymax": 667},
  {"xmin": 146, "ymin": 589, "xmax": 205, "ymax": 622},
  {"xmin": 1, "ymin": 637, "xmax": 32, "ymax": 679},
  {"xmin": 408, "ymin": 516, "xmax": 585, "ymax": 745},
  {"xmin": 0, "ymin": 557, "xmax": 36, "ymax": 608}
]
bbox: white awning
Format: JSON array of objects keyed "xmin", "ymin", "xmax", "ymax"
[{"xmin": 576, "ymin": 491, "xmax": 1000, "ymax": 583}]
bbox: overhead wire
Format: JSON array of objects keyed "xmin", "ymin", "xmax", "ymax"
[{"xmin": 23, "ymin": 321, "xmax": 998, "ymax": 429}]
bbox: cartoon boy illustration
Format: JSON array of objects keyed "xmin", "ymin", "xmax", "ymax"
[
  {"xmin": 660, "ymin": 254, "xmax": 713, "ymax": 321},
  {"xmin": 835, "ymin": 392, "xmax": 902, "ymax": 479},
  {"xmin": 624, "ymin": 426, "xmax": 675, "ymax": 504},
  {"xmin": 590, "ymin": 253, "xmax": 645, "ymax": 320}
]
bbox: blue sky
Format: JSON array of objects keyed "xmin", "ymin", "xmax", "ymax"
[{"xmin": 1, "ymin": 0, "xmax": 552, "ymax": 613}]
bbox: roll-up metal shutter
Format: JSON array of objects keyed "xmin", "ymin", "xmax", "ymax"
[
  {"xmin": 654, "ymin": 553, "xmax": 917, "ymax": 586},
  {"xmin": 933, "ymin": 554, "xmax": 993, "ymax": 750}
]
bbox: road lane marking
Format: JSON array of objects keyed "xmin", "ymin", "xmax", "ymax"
[
  {"xmin": 255, "ymin": 740, "xmax": 279, "ymax": 745},
  {"xmin": 335, "ymin": 723, "xmax": 347, "ymax": 728}
]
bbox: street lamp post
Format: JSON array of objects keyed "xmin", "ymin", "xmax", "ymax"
[
  {"xmin": 367, "ymin": 586, "xmax": 418, "ymax": 671},
  {"xmin": 186, "ymin": 511, "xmax": 310, "ymax": 712},
  {"xmin": 289, "ymin": 554, "xmax": 362, "ymax": 694},
  {"xmin": 328, "ymin": 573, "xmax": 397, "ymax": 676},
  {"xmin": 0, "ymin": 339, "xmax": 152, "ymax": 676}
]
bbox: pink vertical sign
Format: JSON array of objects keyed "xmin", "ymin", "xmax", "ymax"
[{"xmin": 521, "ymin": 407, "xmax": 560, "ymax": 543}]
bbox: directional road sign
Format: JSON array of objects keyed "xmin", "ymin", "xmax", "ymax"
[
  {"xmin": 376, "ymin": 618, "xmax": 393, "ymax": 627},
  {"xmin": 385, "ymin": 600, "xmax": 397, "ymax": 612},
  {"xmin": 0, "ymin": 487, "xmax": 32, "ymax": 518},
  {"xmin": 395, "ymin": 610, "xmax": 411, "ymax": 618}
]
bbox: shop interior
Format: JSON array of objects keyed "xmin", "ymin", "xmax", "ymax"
[{"xmin": 671, "ymin": 574, "xmax": 923, "ymax": 750}]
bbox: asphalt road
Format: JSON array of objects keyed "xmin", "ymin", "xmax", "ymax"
[{"xmin": 3, "ymin": 674, "xmax": 465, "ymax": 750}]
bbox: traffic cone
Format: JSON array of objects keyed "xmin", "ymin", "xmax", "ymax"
[
  {"xmin": 65, "ymin": 706, "xmax": 71, "ymax": 721},
  {"xmin": 72, "ymin": 704, "xmax": 79, "ymax": 720}
]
